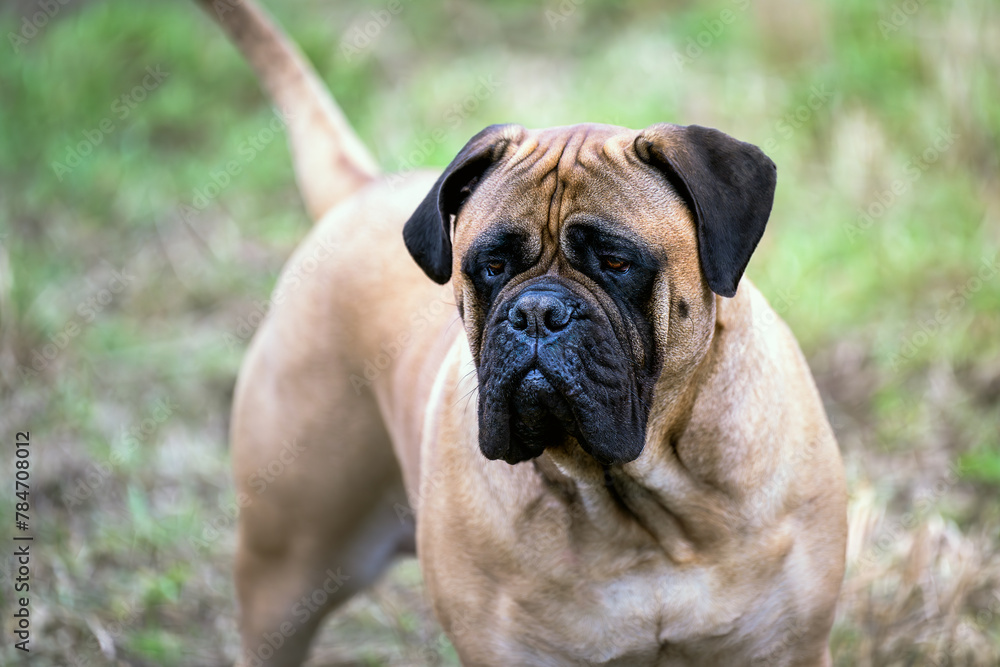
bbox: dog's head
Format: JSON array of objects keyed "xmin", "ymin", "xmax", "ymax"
[{"xmin": 403, "ymin": 123, "xmax": 776, "ymax": 465}]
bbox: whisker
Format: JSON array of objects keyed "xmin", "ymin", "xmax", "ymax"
[
  {"xmin": 457, "ymin": 383, "xmax": 479, "ymax": 407},
  {"xmin": 627, "ymin": 386, "xmax": 650, "ymax": 412}
]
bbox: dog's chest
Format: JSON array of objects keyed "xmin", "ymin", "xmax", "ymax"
[
  {"xmin": 425, "ymin": 491, "xmax": 766, "ymax": 665},
  {"xmin": 418, "ymin": 346, "xmax": 789, "ymax": 664}
]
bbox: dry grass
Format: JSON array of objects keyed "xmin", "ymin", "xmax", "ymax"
[{"xmin": 1, "ymin": 0, "xmax": 998, "ymax": 664}]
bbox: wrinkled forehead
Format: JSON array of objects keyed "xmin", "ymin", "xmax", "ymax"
[{"xmin": 453, "ymin": 124, "xmax": 692, "ymax": 256}]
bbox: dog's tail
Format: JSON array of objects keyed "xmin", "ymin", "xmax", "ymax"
[{"xmin": 194, "ymin": 0, "xmax": 379, "ymax": 221}]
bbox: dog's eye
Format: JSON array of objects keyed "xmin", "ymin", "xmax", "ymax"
[
  {"xmin": 486, "ymin": 260, "xmax": 506, "ymax": 277},
  {"xmin": 601, "ymin": 256, "xmax": 631, "ymax": 273}
]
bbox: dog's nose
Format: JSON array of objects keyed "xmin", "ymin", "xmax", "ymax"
[{"xmin": 509, "ymin": 290, "xmax": 572, "ymax": 338}]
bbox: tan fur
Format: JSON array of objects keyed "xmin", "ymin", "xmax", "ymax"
[{"xmin": 201, "ymin": 4, "xmax": 847, "ymax": 666}]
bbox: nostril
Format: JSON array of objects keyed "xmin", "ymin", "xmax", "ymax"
[
  {"xmin": 508, "ymin": 291, "xmax": 574, "ymax": 337},
  {"xmin": 545, "ymin": 304, "xmax": 570, "ymax": 331},
  {"xmin": 509, "ymin": 305, "xmax": 528, "ymax": 330}
]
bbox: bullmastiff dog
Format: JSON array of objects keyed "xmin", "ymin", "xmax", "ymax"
[{"xmin": 195, "ymin": 1, "xmax": 848, "ymax": 665}]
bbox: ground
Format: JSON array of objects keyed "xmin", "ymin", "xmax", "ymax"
[{"xmin": 0, "ymin": 0, "xmax": 998, "ymax": 664}]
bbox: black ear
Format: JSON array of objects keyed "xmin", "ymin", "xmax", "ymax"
[
  {"xmin": 634, "ymin": 124, "xmax": 777, "ymax": 298},
  {"xmin": 403, "ymin": 124, "xmax": 525, "ymax": 284}
]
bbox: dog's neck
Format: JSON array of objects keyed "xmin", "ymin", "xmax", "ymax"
[{"xmin": 534, "ymin": 285, "xmax": 787, "ymax": 564}]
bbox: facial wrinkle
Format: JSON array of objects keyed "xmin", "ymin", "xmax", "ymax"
[{"xmin": 544, "ymin": 127, "xmax": 593, "ymax": 273}]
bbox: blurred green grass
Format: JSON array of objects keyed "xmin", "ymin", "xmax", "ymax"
[{"xmin": 0, "ymin": 0, "xmax": 998, "ymax": 665}]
